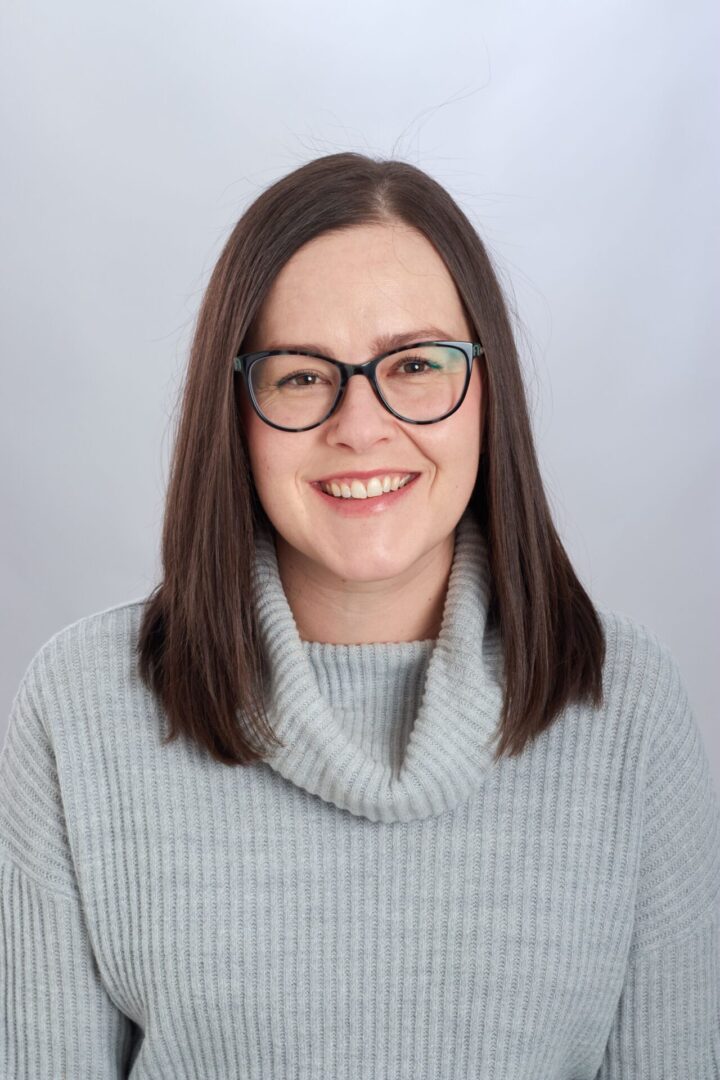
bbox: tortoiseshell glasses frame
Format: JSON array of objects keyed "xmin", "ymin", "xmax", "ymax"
[{"xmin": 233, "ymin": 339, "xmax": 484, "ymax": 433}]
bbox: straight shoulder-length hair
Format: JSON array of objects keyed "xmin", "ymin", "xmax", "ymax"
[{"xmin": 136, "ymin": 152, "xmax": 605, "ymax": 766}]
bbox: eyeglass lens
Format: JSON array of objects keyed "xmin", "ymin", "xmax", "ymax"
[{"xmin": 249, "ymin": 344, "xmax": 468, "ymax": 429}]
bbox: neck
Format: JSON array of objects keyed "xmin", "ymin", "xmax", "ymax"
[{"xmin": 273, "ymin": 530, "xmax": 455, "ymax": 645}]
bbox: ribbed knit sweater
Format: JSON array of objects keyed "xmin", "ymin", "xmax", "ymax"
[{"xmin": 1, "ymin": 508, "xmax": 719, "ymax": 1078}]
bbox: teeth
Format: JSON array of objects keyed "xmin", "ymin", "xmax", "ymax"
[{"xmin": 319, "ymin": 473, "xmax": 415, "ymax": 499}]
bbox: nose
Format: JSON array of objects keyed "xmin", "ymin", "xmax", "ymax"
[
  {"xmin": 333, "ymin": 370, "xmax": 389, "ymax": 418},
  {"xmin": 323, "ymin": 370, "xmax": 398, "ymax": 444}
]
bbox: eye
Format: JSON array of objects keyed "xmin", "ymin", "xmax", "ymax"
[
  {"xmin": 390, "ymin": 356, "xmax": 442, "ymax": 375},
  {"xmin": 276, "ymin": 370, "xmax": 328, "ymax": 388}
]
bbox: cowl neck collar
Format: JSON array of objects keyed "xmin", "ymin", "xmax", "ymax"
[{"xmin": 250, "ymin": 508, "xmax": 504, "ymax": 823}]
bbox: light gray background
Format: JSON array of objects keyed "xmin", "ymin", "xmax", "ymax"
[{"xmin": 2, "ymin": 1, "xmax": 718, "ymax": 781}]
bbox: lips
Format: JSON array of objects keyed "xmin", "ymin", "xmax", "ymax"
[
  {"xmin": 312, "ymin": 471, "xmax": 421, "ymax": 514},
  {"xmin": 313, "ymin": 469, "xmax": 420, "ymax": 484}
]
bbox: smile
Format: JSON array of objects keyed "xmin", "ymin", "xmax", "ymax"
[
  {"xmin": 318, "ymin": 473, "xmax": 416, "ymax": 499},
  {"xmin": 310, "ymin": 472, "xmax": 421, "ymax": 516}
]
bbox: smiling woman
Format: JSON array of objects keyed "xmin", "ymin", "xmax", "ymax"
[
  {"xmin": 235, "ymin": 222, "xmax": 487, "ymax": 642},
  {"xmin": 2, "ymin": 152, "xmax": 718, "ymax": 1079}
]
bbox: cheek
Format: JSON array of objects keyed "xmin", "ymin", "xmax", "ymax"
[
  {"xmin": 419, "ymin": 394, "xmax": 482, "ymax": 473},
  {"xmin": 461, "ymin": 369, "xmax": 484, "ymax": 458},
  {"xmin": 239, "ymin": 391, "xmax": 274, "ymax": 474},
  {"xmin": 240, "ymin": 412, "xmax": 310, "ymax": 502},
  {"xmin": 425, "ymin": 396, "xmax": 482, "ymax": 492},
  {"xmin": 240, "ymin": 406, "xmax": 261, "ymax": 473},
  {"xmin": 239, "ymin": 393, "xmax": 272, "ymax": 490},
  {"xmin": 238, "ymin": 385, "xmax": 256, "ymax": 447}
]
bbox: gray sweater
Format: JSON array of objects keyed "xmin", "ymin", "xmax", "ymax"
[{"xmin": 1, "ymin": 508, "xmax": 719, "ymax": 1078}]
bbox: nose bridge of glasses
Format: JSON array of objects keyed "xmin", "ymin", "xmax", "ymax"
[{"xmin": 337, "ymin": 360, "xmax": 388, "ymax": 409}]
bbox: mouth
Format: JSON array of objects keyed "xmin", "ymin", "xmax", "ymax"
[
  {"xmin": 309, "ymin": 472, "xmax": 421, "ymax": 516},
  {"xmin": 314, "ymin": 472, "xmax": 419, "ymax": 499}
]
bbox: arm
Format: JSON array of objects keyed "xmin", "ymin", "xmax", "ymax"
[
  {"xmin": 596, "ymin": 918, "xmax": 719, "ymax": 1077},
  {"xmin": 596, "ymin": 643, "xmax": 720, "ymax": 1078},
  {"xmin": 0, "ymin": 651, "xmax": 141, "ymax": 1078}
]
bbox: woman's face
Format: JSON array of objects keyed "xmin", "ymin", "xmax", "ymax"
[{"xmin": 238, "ymin": 221, "xmax": 485, "ymax": 586}]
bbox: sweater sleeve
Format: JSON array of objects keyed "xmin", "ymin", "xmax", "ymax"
[
  {"xmin": 0, "ymin": 651, "xmax": 141, "ymax": 1079},
  {"xmin": 595, "ymin": 641, "xmax": 720, "ymax": 1079}
]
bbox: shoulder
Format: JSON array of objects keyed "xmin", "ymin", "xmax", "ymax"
[
  {"xmin": 592, "ymin": 607, "xmax": 720, "ymax": 952},
  {"xmin": 591, "ymin": 605, "xmax": 720, "ymax": 952},
  {"xmin": 12, "ymin": 596, "xmax": 151, "ymax": 729},
  {"xmin": 594, "ymin": 603, "xmax": 690, "ymax": 729},
  {"xmin": 2, "ymin": 597, "xmax": 152, "ymax": 894}
]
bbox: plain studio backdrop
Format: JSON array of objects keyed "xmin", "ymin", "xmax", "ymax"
[{"xmin": 1, "ymin": 0, "xmax": 718, "ymax": 782}]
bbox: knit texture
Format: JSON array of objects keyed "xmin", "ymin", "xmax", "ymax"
[
  {"xmin": 1, "ymin": 507, "xmax": 719, "ymax": 1078},
  {"xmin": 251, "ymin": 506, "xmax": 504, "ymax": 823}
]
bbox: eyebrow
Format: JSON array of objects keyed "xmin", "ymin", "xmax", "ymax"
[{"xmin": 260, "ymin": 326, "xmax": 456, "ymax": 358}]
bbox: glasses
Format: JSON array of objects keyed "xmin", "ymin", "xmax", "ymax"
[{"xmin": 234, "ymin": 339, "xmax": 484, "ymax": 432}]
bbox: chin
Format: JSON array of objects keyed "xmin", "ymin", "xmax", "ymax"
[{"xmin": 319, "ymin": 542, "xmax": 424, "ymax": 584}]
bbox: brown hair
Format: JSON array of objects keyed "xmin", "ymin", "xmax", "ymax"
[{"xmin": 136, "ymin": 151, "xmax": 605, "ymax": 766}]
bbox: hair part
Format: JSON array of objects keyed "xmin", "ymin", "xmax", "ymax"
[{"xmin": 136, "ymin": 152, "xmax": 605, "ymax": 766}]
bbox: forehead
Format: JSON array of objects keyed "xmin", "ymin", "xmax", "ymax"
[{"xmin": 250, "ymin": 223, "xmax": 469, "ymax": 347}]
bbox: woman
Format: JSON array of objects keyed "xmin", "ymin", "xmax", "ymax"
[{"xmin": 1, "ymin": 153, "xmax": 718, "ymax": 1078}]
